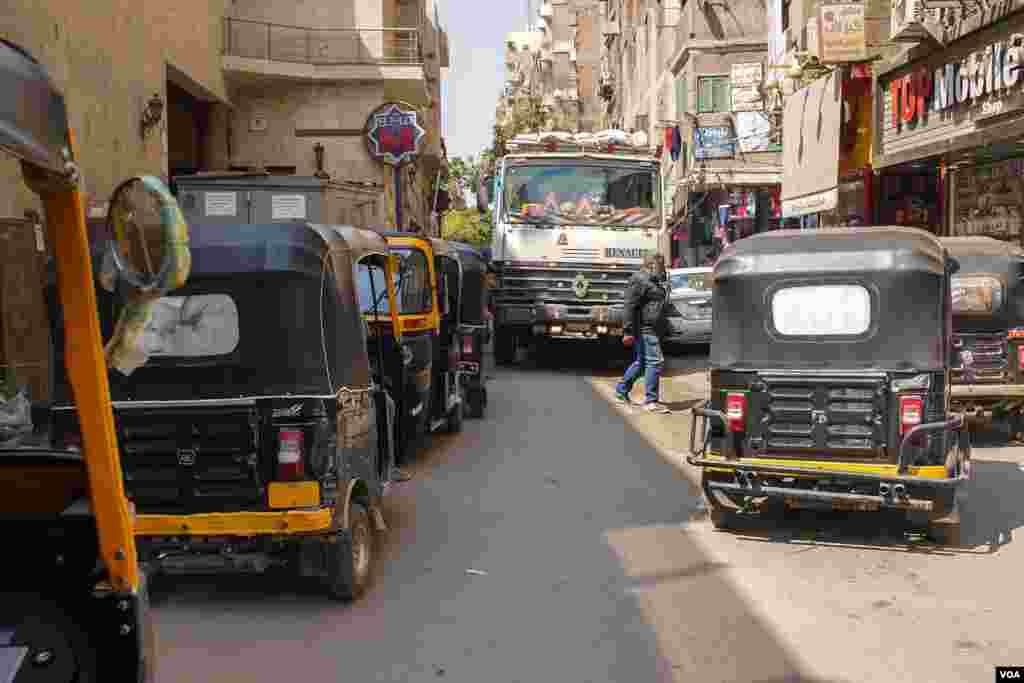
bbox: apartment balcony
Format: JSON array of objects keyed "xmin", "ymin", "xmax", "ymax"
[{"xmin": 222, "ymin": 17, "xmax": 429, "ymax": 103}]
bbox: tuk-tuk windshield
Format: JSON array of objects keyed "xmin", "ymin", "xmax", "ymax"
[
  {"xmin": 391, "ymin": 247, "xmax": 432, "ymax": 314},
  {"xmin": 356, "ymin": 262, "xmax": 392, "ymax": 314}
]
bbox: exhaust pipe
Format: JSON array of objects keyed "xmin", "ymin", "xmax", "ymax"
[
  {"xmin": 893, "ymin": 483, "xmax": 907, "ymax": 499},
  {"xmin": 878, "ymin": 483, "xmax": 891, "ymax": 497}
]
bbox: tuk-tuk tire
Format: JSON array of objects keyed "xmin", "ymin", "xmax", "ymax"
[
  {"xmin": 446, "ymin": 390, "xmax": 465, "ymax": 433},
  {"xmin": 466, "ymin": 386, "xmax": 485, "ymax": 419},
  {"xmin": 708, "ymin": 503, "xmax": 735, "ymax": 531},
  {"xmin": 495, "ymin": 328, "xmax": 516, "ymax": 366},
  {"xmin": 1, "ymin": 592, "xmax": 99, "ymax": 682},
  {"xmin": 325, "ymin": 501, "xmax": 373, "ymax": 602},
  {"xmin": 928, "ymin": 522, "xmax": 961, "ymax": 547}
]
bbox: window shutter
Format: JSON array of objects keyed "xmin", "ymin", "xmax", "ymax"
[
  {"xmin": 714, "ymin": 77, "xmax": 731, "ymax": 113},
  {"xmin": 697, "ymin": 78, "xmax": 711, "ymax": 113}
]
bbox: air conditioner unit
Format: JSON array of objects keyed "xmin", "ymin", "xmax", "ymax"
[{"xmin": 890, "ymin": 0, "xmax": 937, "ymax": 42}]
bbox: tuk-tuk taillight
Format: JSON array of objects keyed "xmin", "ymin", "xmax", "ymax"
[
  {"xmin": 725, "ymin": 392, "xmax": 746, "ymax": 433},
  {"xmin": 277, "ymin": 429, "xmax": 305, "ymax": 481},
  {"xmin": 463, "ymin": 335, "xmax": 474, "ymax": 356},
  {"xmin": 899, "ymin": 396, "xmax": 923, "ymax": 435},
  {"xmin": 1018, "ymin": 346, "xmax": 1024, "ymax": 370}
]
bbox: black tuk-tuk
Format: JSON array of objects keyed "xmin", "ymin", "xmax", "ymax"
[
  {"xmin": 382, "ymin": 234, "xmax": 465, "ymax": 463},
  {"xmin": 941, "ymin": 237, "xmax": 1024, "ymax": 428},
  {"xmin": 449, "ymin": 241, "xmax": 491, "ymax": 418},
  {"xmin": 688, "ymin": 227, "xmax": 970, "ymax": 544},
  {"xmin": 50, "ymin": 222, "xmax": 399, "ymax": 601}
]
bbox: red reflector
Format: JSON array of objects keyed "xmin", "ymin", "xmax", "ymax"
[
  {"xmin": 606, "ymin": 144, "xmax": 617, "ymax": 153},
  {"xmin": 1009, "ymin": 328, "xmax": 1024, "ymax": 339},
  {"xmin": 725, "ymin": 392, "xmax": 746, "ymax": 433},
  {"xmin": 463, "ymin": 336, "xmax": 473, "ymax": 355},
  {"xmin": 277, "ymin": 429, "xmax": 305, "ymax": 481},
  {"xmin": 899, "ymin": 396, "xmax": 923, "ymax": 435},
  {"xmin": 1018, "ymin": 346, "xmax": 1024, "ymax": 370}
]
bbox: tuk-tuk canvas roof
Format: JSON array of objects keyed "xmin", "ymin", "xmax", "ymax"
[
  {"xmin": 711, "ymin": 226, "xmax": 950, "ymax": 372},
  {"xmin": 716, "ymin": 227, "xmax": 947, "ymax": 278}
]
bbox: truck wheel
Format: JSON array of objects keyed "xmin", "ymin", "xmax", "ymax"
[
  {"xmin": 326, "ymin": 501, "xmax": 373, "ymax": 601},
  {"xmin": 495, "ymin": 328, "xmax": 515, "ymax": 365}
]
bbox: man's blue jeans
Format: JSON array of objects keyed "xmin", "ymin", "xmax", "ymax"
[{"xmin": 616, "ymin": 333, "xmax": 663, "ymax": 404}]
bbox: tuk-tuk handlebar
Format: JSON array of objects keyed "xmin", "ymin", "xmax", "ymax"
[
  {"xmin": 689, "ymin": 404, "xmax": 726, "ymax": 457},
  {"xmin": 897, "ymin": 415, "xmax": 965, "ymax": 474}
]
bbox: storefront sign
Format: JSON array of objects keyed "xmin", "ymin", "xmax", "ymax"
[
  {"xmin": 818, "ymin": 0, "xmax": 867, "ymax": 63},
  {"xmin": 782, "ymin": 187, "xmax": 839, "ymax": 218},
  {"xmin": 890, "ymin": 39, "xmax": 1024, "ymax": 129},
  {"xmin": 731, "ymin": 63, "xmax": 764, "ymax": 112},
  {"xmin": 693, "ymin": 126, "xmax": 734, "ymax": 159},
  {"xmin": 734, "ymin": 111, "xmax": 773, "ymax": 152},
  {"xmin": 364, "ymin": 102, "xmax": 426, "ymax": 166}
]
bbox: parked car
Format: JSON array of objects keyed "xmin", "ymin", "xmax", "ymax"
[{"xmin": 664, "ymin": 267, "xmax": 713, "ymax": 346}]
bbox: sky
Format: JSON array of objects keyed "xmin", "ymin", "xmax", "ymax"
[{"xmin": 438, "ymin": 0, "xmax": 532, "ymax": 163}]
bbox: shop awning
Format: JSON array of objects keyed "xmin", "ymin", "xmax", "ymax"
[{"xmin": 781, "ymin": 71, "xmax": 842, "ymax": 218}]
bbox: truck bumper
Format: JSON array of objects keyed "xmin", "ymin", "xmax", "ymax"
[{"xmin": 498, "ymin": 304, "xmax": 625, "ymax": 337}]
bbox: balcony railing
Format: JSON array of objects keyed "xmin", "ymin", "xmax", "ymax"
[{"xmin": 223, "ymin": 18, "xmax": 422, "ymax": 65}]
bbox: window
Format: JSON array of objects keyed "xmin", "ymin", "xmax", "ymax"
[
  {"xmin": 952, "ymin": 275, "xmax": 1003, "ymax": 314},
  {"xmin": 356, "ymin": 261, "xmax": 391, "ymax": 314},
  {"xmin": 391, "ymin": 247, "xmax": 433, "ymax": 314},
  {"xmin": 137, "ymin": 294, "xmax": 240, "ymax": 357},
  {"xmin": 772, "ymin": 285, "xmax": 871, "ymax": 337},
  {"xmin": 697, "ymin": 76, "xmax": 731, "ymax": 113}
]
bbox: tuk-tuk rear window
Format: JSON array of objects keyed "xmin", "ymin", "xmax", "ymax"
[
  {"xmin": 952, "ymin": 275, "xmax": 1003, "ymax": 314},
  {"xmin": 771, "ymin": 285, "xmax": 871, "ymax": 337},
  {"xmin": 392, "ymin": 247, "xmax": 432, "ymax": 314},
  {"xmin": 137, "ymin": 294, "xmax": 240, "ymax": 357}
]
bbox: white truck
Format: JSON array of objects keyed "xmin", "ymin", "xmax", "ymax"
[{"xmin": 481, "ymin": 130, "xmax": 665, "ymax": 364}]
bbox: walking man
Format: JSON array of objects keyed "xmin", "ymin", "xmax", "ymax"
[{"xmin": 616, "ymin": 253, "xmax": 671, "ymax": 413}]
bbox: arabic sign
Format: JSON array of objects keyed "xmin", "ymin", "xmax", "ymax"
[
  {"xmin": 818, "ymin": 0, "xmax": 867, "ymax": 63},
  {"xmin": 693, "ymin": 127, "xmax": 734, "ymax": 159},
  {"xmin": 364, "ymin": 102, "xmax": 426, "ymax": 166},
  {"xmin": 731, "ymin": 63, "xmax": 764, "ymax": 112}
]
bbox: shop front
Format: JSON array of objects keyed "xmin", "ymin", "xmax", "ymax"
[
  {"xmin": 670, "ymin": 184, "xmax": 781, "ymax": 267},
  {"xmin": 875, "ymin": 9, "xmax": 1024, "ymax": 245}
]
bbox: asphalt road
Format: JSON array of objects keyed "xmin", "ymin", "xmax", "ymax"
[{"xmin": 151, "ymin": 345, "xmax": 1024, "ymax": 683}]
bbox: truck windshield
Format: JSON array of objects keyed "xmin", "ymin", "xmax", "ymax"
[{"xmin": 503, "ymin": 163, "xmax": 659, "ymax": 228}]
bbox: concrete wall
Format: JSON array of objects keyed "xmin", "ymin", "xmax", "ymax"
[{"xmin": 0, "ymin": 0, "xmax": 230, "ymax": 219}]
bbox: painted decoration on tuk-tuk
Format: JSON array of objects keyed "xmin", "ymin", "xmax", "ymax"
[{"xmin": 365, "ymin": 102, "xmax": 426, "ymax": 166}]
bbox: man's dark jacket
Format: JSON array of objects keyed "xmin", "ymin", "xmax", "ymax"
[{"xmin": 622, "ymin": 270, "xmax": 669, "ymax": 337}]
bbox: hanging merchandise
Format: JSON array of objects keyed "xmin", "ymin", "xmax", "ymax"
[
  {"xmin": 664, "ymin": 126, "xmax": 674, "ymax": 156},
  {"xmin": 670, "ymin": 126, "xmax": 682, "ymax": 161}
]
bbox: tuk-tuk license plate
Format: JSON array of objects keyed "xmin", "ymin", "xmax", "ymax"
[
  {"xmin": 268, "ymin": 481, "xmax": 321, "ymax": 509},
  {"xmin": 784, "ymin": 496, "xmax": 879, "ymax": 512}
]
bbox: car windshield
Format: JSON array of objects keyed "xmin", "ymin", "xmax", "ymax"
[
  {"xmin": 502, "ymin": 162, "xmax": 660, "ymax": 228},
  {"xmin": 670, "ymin": 271, "xmax": 710, "ymax": 292}
]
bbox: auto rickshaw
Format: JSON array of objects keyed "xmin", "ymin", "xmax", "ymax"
[
  {"xmin": 941, "ymin": 237, "xmax": 1024, "ymax": 431},
  {"xmin": 449, "ymin": 241, "xmax": 491, "ymax": 418},
  {"xmin": 688, "ymin": 227, "xmax": 970, "ymax": 545},
  {"xmin": 382, "ymin": 234, "xmax": 464, "ymax": 462},
  {"xmin": 0, "ymin": 39, "xmax": 190, "ymax": 680},
  {"xmin": 50, "ymin": 221, "xmax": 400, "ymax": 601}
]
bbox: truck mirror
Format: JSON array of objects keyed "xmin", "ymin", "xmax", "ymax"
[{"xmin": 106, "ymin": 176, "xmax": 191, "ymax": 297}]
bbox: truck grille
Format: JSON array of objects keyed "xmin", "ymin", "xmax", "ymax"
[
  {"xmin": 952, "ymin": 333, "xmax": 1008, "ymax": 383},
  {"xmin": 749, "ymin": 375, "xmax": 888, "ymax": 458},
  {"xmin": 495, "ymin": 263, "xmax": 635, "ymax": 307},
  {"xmin": 118, "ymin": 407, "xmax": 263, "ymax": 514}
]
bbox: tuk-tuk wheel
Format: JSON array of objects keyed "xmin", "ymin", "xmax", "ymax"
[
  {"xmin": 708, "ymin": 503, "xmax": 735, "ymax": 530},
  {"xmin": 466, "ymin": 387, "xmax": 485, "ymax": 419},
  {"xmin": 326, "ymin": 501, "xmax": 373, "ymax": 602},
  {"xmin": 927, "ymin": 522, "xmax": 961, "ymax": 547},
  {"xmin": 1, "ymin": 593, "xmax": 98, "ymax": 682},
  {"xmin": 446, "ymin": 391, "xmax": 465, "ymax": 433}
]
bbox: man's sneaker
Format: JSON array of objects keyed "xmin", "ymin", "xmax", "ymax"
[
  {"xmin": 643, "ymin": 402, "xmax": 671, "ymax": 414},
  {"xmin": 615, "ymin": 391, "xmax": 631, "ymax": 404}
]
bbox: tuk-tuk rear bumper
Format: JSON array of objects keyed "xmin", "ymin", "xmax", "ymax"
[
  {"xmin": 135, "ymin": 508, "xmax": 334, "ymax": 537},
  {"xmin": 687, "ymin": 406, "xmax": 969, "ymax": 512}
]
